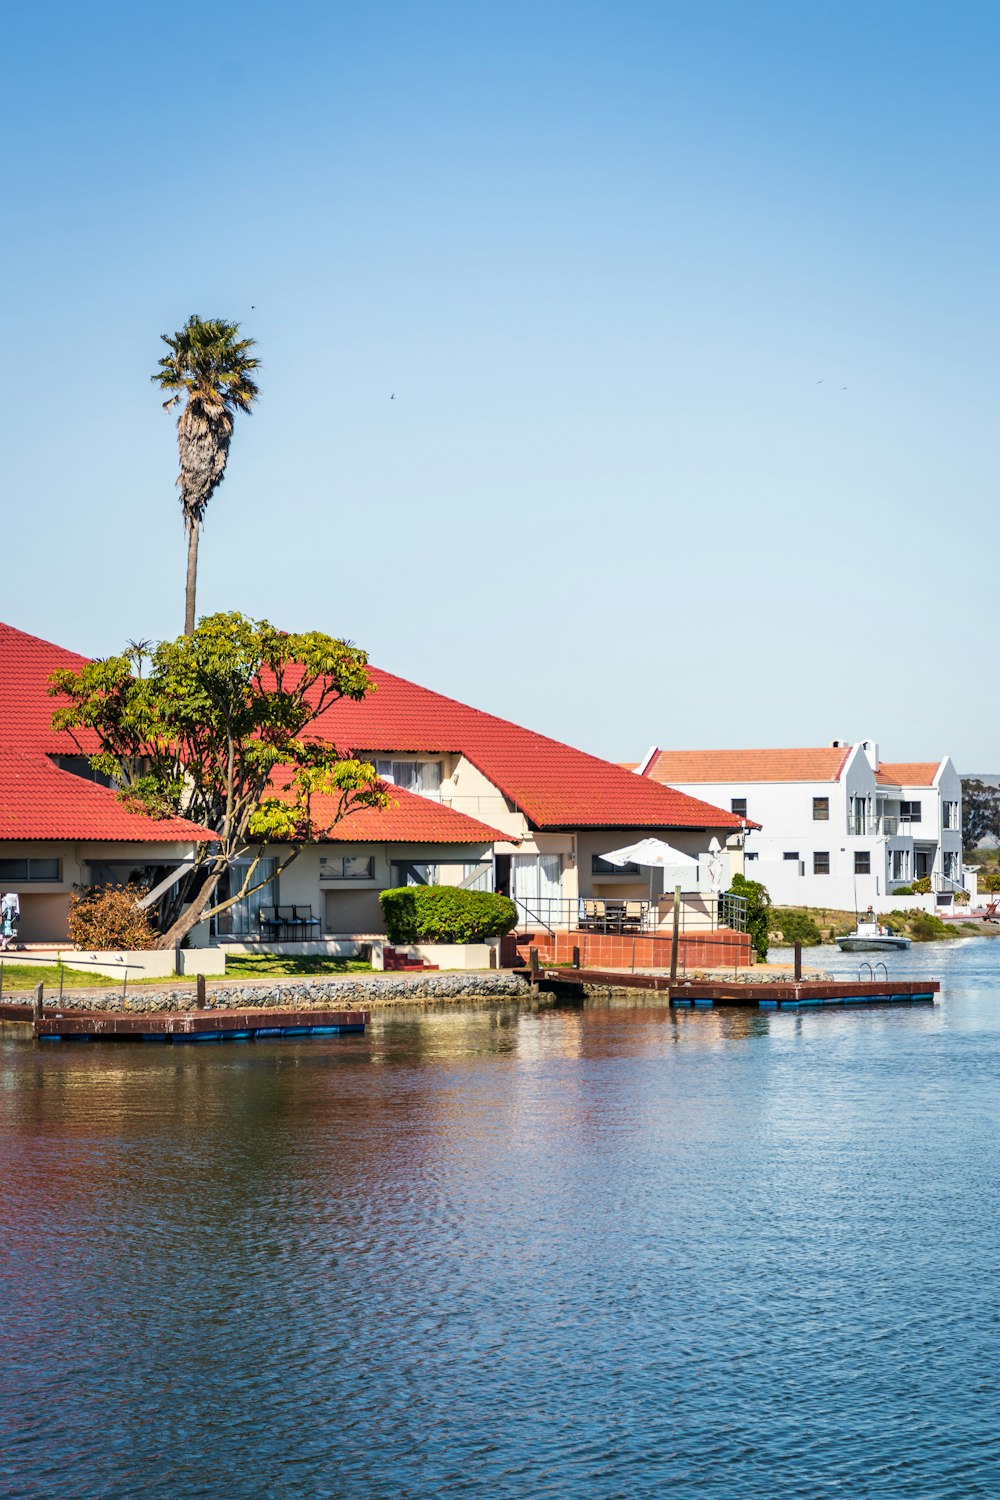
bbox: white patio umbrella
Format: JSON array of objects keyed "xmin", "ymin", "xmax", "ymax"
[{"xmin": 600, "ymin": 837, "xmax": 700, "ymax": 902}]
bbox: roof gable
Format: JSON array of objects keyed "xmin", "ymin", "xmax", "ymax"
[
  {"xmin": 876, "ymin": 761, "xmax": 942, "ymax": 788},
  {"xmin": 0, "ymin": 747, "xmax": 212, "ymax": 843}
]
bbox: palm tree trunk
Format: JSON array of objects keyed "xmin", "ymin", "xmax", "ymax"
[{"xmin": 184, "ymin": 519, "xmax": 200, "ymax": 636}]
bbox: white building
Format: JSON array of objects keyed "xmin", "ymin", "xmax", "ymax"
[{"xmin": 637, "ymin": 740, "xmax": 967, "ymax": 910}]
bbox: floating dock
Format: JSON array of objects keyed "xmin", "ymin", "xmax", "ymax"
[
  {"xmin": 1, "ymin": 1004, "xmax": 368, "ymax": 1043},
  {"xmin": 521, "ymin": 969, "xmax": 939, "ymax": 1010}
]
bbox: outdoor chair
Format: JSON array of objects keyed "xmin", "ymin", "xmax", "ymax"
[
  {"xmin": 623, "ymin": 900, "xmax": 644, "ymax": 931},
  {"xmin": 294, "ymin": 905, "xmax": 321, "ymax": 935},
  {"xmin": 257, "ymin": 907, "xmax": 283, "ymax": 941},
  {"xmin": 581, "ymin": 899, "xmax": 602, "ymax": 929},
  {"xmin": 277, "ymin": 905, "xmax": 301, "ymax": 939}
]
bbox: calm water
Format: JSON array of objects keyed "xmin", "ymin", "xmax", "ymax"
[{"xmin": 2, "ymin": 941, "xmax": 1000, "ymax": 1498}]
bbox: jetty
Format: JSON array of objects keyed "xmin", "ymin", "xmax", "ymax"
[
  {"xmin": 0, "ymin": 1001, "xmax": 368, "ymax": 1043},
  {"xmin": 518, "ymin": 963, "xmax": 938, "ymax": 1010}
]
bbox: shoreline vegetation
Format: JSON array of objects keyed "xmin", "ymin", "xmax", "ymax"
[{"xmin": 769, "ymin": 904, "xmax": 996, "ymax": 947}]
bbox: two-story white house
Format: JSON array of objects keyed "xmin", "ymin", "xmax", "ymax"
[{"xmin": 637, "ymin": 740, "xmax": 966, "ymax": 910}]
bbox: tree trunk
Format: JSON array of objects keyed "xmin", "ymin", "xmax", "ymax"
[
  {"xmin": 154, "ymin": 870, "xmax": 221, "ymax": 949},
  {"xmin": 184, "ymin": 519, "xmax": 200, "ymax": 636}
]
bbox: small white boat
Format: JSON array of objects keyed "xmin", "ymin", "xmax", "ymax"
[{"xmin": 837, "ymin": 915, "xmax": 911, "ymax": 953}]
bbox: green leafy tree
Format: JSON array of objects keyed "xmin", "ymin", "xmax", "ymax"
[
  {"xmin": 728, "ymin": 871, "xmax": 772, "ymax": 962},
  {"xmin": 960, "ymin": 778, "xmax": 1000, "ymax": 853},
  {"xmin": 153, "ymin": 316, "xmax": 260, "ymax": 635},
  {"xmin": 49, "ymin": 612, "xmax": 390, "ymax": 948}
]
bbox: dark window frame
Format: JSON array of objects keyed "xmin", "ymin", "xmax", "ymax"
[
  {"xmin": 813, "ymin": 851, "xmax": 831, "ymax": 875},
  {"xmin": 854, "ymin": 851, "xmax": 871, "ymax": 875},
  {"xmin": 812, "ymin": 797, "xmax": 830, "ymax": 821},
  {"xmin": 0, "ymin": 857, "xmax": 62, "ymax": 882},
  {"xmin": 731, "ymin": 797, "xmax": 747, "ymax": 819}
]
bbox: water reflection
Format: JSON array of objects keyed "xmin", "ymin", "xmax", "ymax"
[{"xmin": 1, "ymin": 943, "xmax": 999, "ymax": 1498}]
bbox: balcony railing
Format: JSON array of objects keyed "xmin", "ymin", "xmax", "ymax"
[{"xmin": 512, "ymin": 892, "xmax": 748, "ymax": 936}]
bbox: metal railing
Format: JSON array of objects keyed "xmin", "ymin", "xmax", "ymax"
[{"xmin": 512, "ymin": 891, "xmax": 748, "ymax": 935}]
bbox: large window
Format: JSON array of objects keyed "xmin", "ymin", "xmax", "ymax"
[
  {"xmin": 592, "ymin": 855, "xmax": 641, "ymax": 875},
  {"xmin": 217, "ymin": 857, "xmax": 278, "ymax": 935},
  {"xmin": 0, "ymin": 858, "xmax": 61, "ymax": 881},
  {"xmin": 944, "ymin": 801, "xmax": 960, "ymax": 831},
  {"xmin": 376, "ymin": 760, "xmax": 443, "ymax": 798},
  {"xmin": 511, "ymin": 854, "xmax": 562, "ymax": 911},
  {"xmin": 892, "ymin": 849, "xmax": 910, "ymax": 882},
  {"xmin": 50, "ymin": 754, "xmax": 115, "ymax": 788},
  {"xmin": 854, "ymin": 851, "xmax": 871, "ymax": 875},
  {"xmin": 813, "ymin": 797, "xmax": 829, "ymax": 821},
  {"xmin": 851, "ymin": 797, "xmax": 868, "ymax": 835},
  {"xmin": 813, "ymin": 851, "xmax": 830, "ymax": 875},
  {"xmin": 900, "ymin": 801, "xmax": 922, "ymax": 823},
  {"xmin": 943, "ymin": 851, "xmax": 960, "ymax": 879}
]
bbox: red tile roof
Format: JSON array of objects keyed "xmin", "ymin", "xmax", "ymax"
[
  {"xmin": 267, "ymin": 770, "xmax": 510, "ymax": 844},
  {"xmin": 645, "ymin": 747, "xmax": 852, "ymax": 785},
  {"xmin": 0, "ymin": 621, "xmax": 97, "ymax": 754},
  {"xmin": 306, "ymin": 669, "xmax": 742, "ymax": 830},
  {"xmin": 0, "ymin": 746, "xmax": 213, "ymax": 843},
  {"xmin": 876, "ymin": 762, "xmax": 942, "ymax": 787},
  {"xmin": 0, "ymin": 622, "xmax": 742, "ymax": 836}
]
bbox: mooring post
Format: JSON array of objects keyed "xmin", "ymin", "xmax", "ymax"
[
  {"xmin": 529, "ymin": 946, "xmax": 539, "ymax": 978},
  {"xmin": 33, "ymin": 981, "xmax": 44, "ymax": 1022},
  {"xmin": 669, "ymin": 884, "xmax": 682, "ymax": 983},
  {"xmin": 572, "ymin": 945, "xmax": 580, "ymax": 970},
  {"xmin": 174, "ymin": 942, "xmax": 182, "ymax": 979},
  {"xmin": 196, "ymin": 973, "xmax": 207, "ymax": 1010},
  {"xmin": 794, "ymin": 941, "xmax": 802, "ymax": 981}
]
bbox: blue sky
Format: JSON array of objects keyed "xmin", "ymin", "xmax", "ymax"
[{"xmin": 2, "ymin": 1, "xmax": 997, "ymax": 768}]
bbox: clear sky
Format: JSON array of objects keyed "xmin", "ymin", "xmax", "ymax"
[{"xmin": 2, "ymin": 1, "xmax": 997, "ymax": 769}]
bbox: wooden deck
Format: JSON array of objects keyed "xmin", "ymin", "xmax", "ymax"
[
  {"xmin": 520, "ymin": 968, "xmax": 939, "ymax": 1009},
  {"xmin": 1, "ymin": 1004, "xmax": 368, "ymax": 1042}
]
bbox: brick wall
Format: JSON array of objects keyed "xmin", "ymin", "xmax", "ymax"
[{"xmin": 513, "ymin": 928, "xmax": 752, "ymax": 971}]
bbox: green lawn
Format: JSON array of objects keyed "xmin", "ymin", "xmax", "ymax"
[
  {"xmin": 0, "ymin": 961, "xmax": 177, "ymax": 993},
  {"xmin": 222, "ymin": 955, "xmax": 372, "ymax": 978}
]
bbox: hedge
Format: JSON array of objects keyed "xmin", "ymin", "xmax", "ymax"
[{"xmin": 379, "ymin": 886, "xmax": 518, "ymax": 944}]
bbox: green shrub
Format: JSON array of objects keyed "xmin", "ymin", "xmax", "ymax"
[
  {"xmin": 773, "ymin": 909, "xmax": 823, "ymax": 946},
  {"xmin": 908, "ymin": 911, "xmax": 948, "ymax": 941},
  {"xmin": 728, "ymin": 872, "xmax": 771, "ymax": 962},
  {"xmin": 912, "ymin": 876, "xmax": 933, "ymax": 894},
  {"xmin": 979, "ymin": 872, "xmax": 1000, "ymax": 894},
  {"xmin": 892, "ymin": 884, "xmax": 915, "ymax": 895},
  {"xmin": 379, "ymin": 886, "xmax": 518, "ymax": 944}
]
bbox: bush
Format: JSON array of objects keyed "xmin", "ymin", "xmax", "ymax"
[
  {"xmin": 379, "ymin": 886, "xmax": 518, "ymax": 944},
  {"xmin": 979, "ymin": 872, "xmax": 1000, "ymax": 894},
  {"xmin": 892, "ymin": 884, "xmax": 915, "ymax": 895},
  {"xmin": 912, "ymin": 876, "xmax": 933, "ymax": 894},
  {"xmin": 773, "ymin": 909, "xmax": 823, "ymax": 946},
  {"xmin": 728, "ymin": 872, "xmax": 771, "ymax": 962},
  {"xmin": 67, "ymin": 884, "xmax": 158, "ymax": 950},
  {"xmin": 908, "ymin": 911, "xmax": 949, "ymax": 941}
]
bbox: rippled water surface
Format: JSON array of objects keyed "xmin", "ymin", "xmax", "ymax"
[{"xmin": 2, "ymin": 939, "xmax": 1000, "ymax": 1497}]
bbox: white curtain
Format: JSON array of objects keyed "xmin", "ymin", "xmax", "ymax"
[
  {"xmin": 376, "ymin": 760, "xmax": 443, "ymax": 797},
  {"xmin": 511, "ymin": 855, "xmax": 562, "ymax": 907}
]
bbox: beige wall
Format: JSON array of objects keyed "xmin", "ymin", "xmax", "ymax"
[{"xmin": 0, "ymin": 839, "xmax": 200, "ymax": 944}]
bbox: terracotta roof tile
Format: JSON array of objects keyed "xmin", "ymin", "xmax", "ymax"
[
  {"xmin": 307, "ymin": 669, "xmax": 742, "ymax": 830},
  {"xmin": 646, "ymin": 747, "xmax": 852, "ymax": 785},
  {"xmin": 267, "ymin": 770, "xmax": 510, "ymax": 844},
  {"xmin": 0, "ymin": 747, "xmax": 213, "ymax": 843},
  {"xmin": 875, "ymin": 762, "xmax": 941, "ymax": 787},
  {"xmin": 0, "ymin": 622, "xmax": 742, "ymax": 836}
]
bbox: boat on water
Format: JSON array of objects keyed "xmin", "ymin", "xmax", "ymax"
[{"xmin": 837, "ymin": 911, "xmax": 911, "ymax": 953}]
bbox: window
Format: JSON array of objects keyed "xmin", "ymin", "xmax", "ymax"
[
  {"xmin": 900, "ymin": 800, "xmax": 922, "ymax": 823},
  {"xmin": 321, "ymin": 856, "xmax": 375, "ymax": 880},
  {"xmin": 392, "ymin": 861, "xmax": 492, "ymax": 892},
  {"xmin": 783, "ymin": 851, "xmax": 799, "ymax": 861},
  {"xmin": 852, "ymin": 797, "xmax": 868, "ymax": 835},
  {"xmin": 731, "ymin": 797, "xmax": 747, "ymax": 819},
  {"xmin": 812, "ymin": 797, "xmax": 829, "ymax": 821},
  {"xmin": 813, "ymin": 851, "xmax": 830, "ymax": 875},
  {"xmin": 892, "ymin": 849, "xmax": 910, "ymax": 882},
  {"xmin": 854, "ymin": 851, "xmax": 871, "ymax": 875},
  {"xmin": 943, "ymin": 851, "xmax": 959, "ymax": 879},
  {"xmin": 0, "ymin": 858, "xmax": 61, "ymax": 881},
  {"xmin": 592, "ymin": 855, "xmax": 641, "ymax": 875},
  {"xmin": 375, "ymin": 760, "xmax": 443, "ymax": 798},
  {"xmin": 50, "ymin": 754, "xmax": 115, "ymax": 788},
  {"xmin": 944, "ymin": 801, "xmax": 960, "ymax": 831}
]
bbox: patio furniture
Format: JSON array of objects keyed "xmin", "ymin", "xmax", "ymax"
[
  {"xmin": 623, "ymin": 900, "xmax": 645, "ymax": 931},
  {"xmin": 580, "ymin": 899, "xmax": 605, "ymax": 929},
  {"xmin": 277, "ymin": 905, "xmax": 301, "ymax": 939},
  {"xmin": 257, "ymin": 906, "xmax": 284, "ymax": 941},
  {"xmin": 294, "ymin": 905, "xmax": 322, "ymax": 937}
]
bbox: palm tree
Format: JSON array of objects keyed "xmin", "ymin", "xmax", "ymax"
[{"xmin": 153, "ymin": 316, "xmax": 260, "ymax": 635}]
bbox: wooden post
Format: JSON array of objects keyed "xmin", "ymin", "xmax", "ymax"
[
  {"xmin": 196, "ymin": 973, "xmax": 207, "ymax": 1009},
  {"xmin": 174, "ymin": 942, "xmax": 182, "ymax": 978},
  {"xmin": 33, "ymin": 981, "xmax": 44, "ymax": 1022},
  {"xmin": 572, "ymin": 945, "xmax": 580, "ymax": 970},
  {"xmin": 669, "ymin": 885, "xmax": 682, "ymax": 982},
  {"xmin": 794, "ymin": 940, "xmax": 802, "ymax": 981},
  {"xmin": 528, "ymin": 946, "xmax": 539, "ymax": 979}
]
